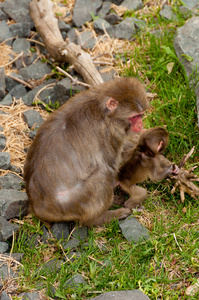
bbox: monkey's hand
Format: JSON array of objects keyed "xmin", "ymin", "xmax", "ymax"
[{"xmin": 170, "ymin": 167, "xmax": 199, "ymax": 202}]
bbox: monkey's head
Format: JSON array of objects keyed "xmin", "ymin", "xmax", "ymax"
[
  {"xmin": 139, "ymin": 127, "xmax": 169, "ymax": 155},
  {"xmin": 96, "ymin": 77, "xmax": 149, "ymax": 133}
]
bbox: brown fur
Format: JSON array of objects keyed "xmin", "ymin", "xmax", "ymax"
[
  {"xmin": 24, "ymin": 77, "xmax": 149, "ymax": 226},
  {"xmin": 118, "ymin": 127, "xmax": 178, "ymax": 208}
]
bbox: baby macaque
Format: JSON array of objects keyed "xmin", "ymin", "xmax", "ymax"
[
  {"xmin": 24, "ymin": 77, "xmax": 149, "ymax": 226},
  {"xmin": 117, "ymin": 127, "xmax": 179, "ymax": 209}
]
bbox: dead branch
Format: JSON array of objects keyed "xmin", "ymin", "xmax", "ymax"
[
  {"xmin": 169, "ymin": 147, "xmax": 199, "ymax": 202},
  {"xmin": 29, "ymin": 0, "xmax": 104, "ymax": 86}
]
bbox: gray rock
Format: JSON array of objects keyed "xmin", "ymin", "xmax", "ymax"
[
  {"xmin": 67, "ymin": 28, "xmax": 78, "ymax": 44},
  {"xmin": 0, "ymin": 8, "xmax": 8, "ymax": 21},
  {"xmin": 0, "ymin": 189, "xmax": 28, "ymax": 220},
  {"xmin": 4, "ymin": 252, "xmax": 24, "ymax": 262},
  {"xmin": 9, "ymin": 22, "xmax": 31, "ymax": 38},
  {"xmin": 131, "ymin": 18, "xmax": 146, "ymax": 31},
  {"xmin": 2, "ymin": 0, "xmax": 32, "ymax": 23},
  {"xmin": 73, "ymin": 0, "xmax": 102, "ymax": 27},
  {"xmin": 54, "ymin": 78, "xmax": 85, "ymax": 105},
  {"xmin": 174, "ymin": 17, "xmax": 199, "ymax": 126},
  {"xmin": 121, "ymin": 0, "xmax": 143, "ymax": 11},
  {"xmin": 63, "ymin": 238, "xmax": 80, "ymax": 250},
  {"xmin": 97, "ymin": 1, "xmax": 112, "ymax": 18},
  {"xmin": 104, "ymin": 13, "xmax": 122, "ymax": 25},
  {"xmin": 0, "ymin": 173, "xmax": 22, "ymax": 190},
  {"xmin": 19, "ymin": 60, "xmax": 52, "ymax": 81},
  {"xmin": 72, "ymin": 226, "xmax": 88, "ymax": 241},
  {"xmin": 1, "ymin": 291, "xmax": 11, "ymax": 300},
  {"xmin": 0, "ymin": 262, "xmax": 16, "ymax": 279},
  {"xmin": 5, "ymin": 73, "xmax": 22, "ymax": 91},
  {"xmin": 0, "ymin": 242, "xmax": 9, "ymax": 253},
  {"xmin": 39, "ymin": 259, "xmax": 64, "ymax": 274},
  {"xmin": 159, "ymin": 5, "xmax": 178, "ymax": 21},
  {"xmin": 10, "ymin": 83, "xmax": 27, "ymax": 99},
  {"xmin": 0, "ymin": 126, "xmax": 3, "ymax": 131},
  {"xmin": 12, "ymin": 38, "xmax": 31, "ymax": 55},
  {"xmin": 0, "ymin": 134, "xmax": 6, "ymax": 151},
  {"xmin": 23, "ymin": 109, "xmax": 44, "ymax": 129},
  {"xmin": 0, "ymin": 216, "xmax": 18, "ymax": 242},
  {"xmin": 28, "ymin": 130, "xmax": 37, "ymax": 140},
  {"xmin": 86, "ymin": 290, "xmax": 150, "ymax": 300},
  {"xmin": 77, "ymin": 31, "xmax": 96, "ymax": 50},
  {"xmin": 181, "ymin": 0, "xmax": 199, "ymax": 9},
  {"xmin": 93, "ymin": 18, "xmax": 112, "ymax": 35},
  {"xmin": 58, "ymin": 20, "xmax": 71, "ymax": 33},
  {"xmin": 0, "ymin": 152, "xmax": 10, "ymax": 170},
  {"xmin": 64, "ymin": 274, "xmax": 86, "ymax": 289},
  {"xmin": 51, "ymin": 222, "xmax": 70, "ymax": 240},
  {"xmin": 14, "ymin": 52, "xmax": 38, "ymax": 70},
  {"xmin": 9, "ymin": 164, "xmax": 21, "ymax": 174},
  {"xmin": 0, "ymin": 20, "xmax": 14, "ymax": 46},
  {"xmin": 0, "ymin": 67, "xmax": 5, "ymax": 99},
  {"xmin": 18, "ymin": 292, "xmax": 41, "ymax": 300},
  {"xmin": 0, "ymin": 93, "xmax": 13, "ymax": 106},
  {"xmin": 109, "ymin": 17, "xmax": 136, "ymax": 40},
  {"xmin": 22, "ymin": 79, "xmax": 55, "ymax": 106},
  {"xmin": 107, "ymin": 0, "xmax": 123, "ymax": 4},
  {"xmin": 119, "ymin": 216, "xmax": 150, "ymax": 243}
]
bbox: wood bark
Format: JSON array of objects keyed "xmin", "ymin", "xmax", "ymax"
[{"xmin": 29, "ymin": 0, "xmax": 104, "ymax": 86}]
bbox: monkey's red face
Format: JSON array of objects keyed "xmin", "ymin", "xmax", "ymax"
[{"xmin": 129, "ymin": 113, "xmax": 144, "ymax": 133}]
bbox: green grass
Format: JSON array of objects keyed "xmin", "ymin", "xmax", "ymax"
[{"xmin": 10, "ymin": 2, "xmax": 199, "ymax": 300}]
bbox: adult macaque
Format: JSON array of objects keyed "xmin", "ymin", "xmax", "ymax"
[
  {"xmin": 117, "ymin": 127, "xmax": 179, "ymax": 209},
  {"xmin": 24, "ymin": 77, "xmax": 149, "ymax": 226}
]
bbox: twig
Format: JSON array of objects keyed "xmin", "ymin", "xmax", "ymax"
[
  {"xmin": 88, "ymin": 255, "xmax": 104, "ymax": 266},
  {"xmin": 56, "ymin": 66, "xmax": 91, "ymax": 88},
  {"xmin": 178, "ymin": 146, "xmax": 195, "ymax": 168},
  {"xmin": 8, "ymin": 74, "xmax": 33, "ymax": 89},
  {"xmin": 173, "ymin": 233, "xmax": 182, "ymax": 252},
  {"xmin": 93, "ymin": 61, "xmax": 114, "ymax": 66},
  {"xmin": 27, "ymin": 38, "xmax": 45, "ymax": 47},
  {"xmin": 0, "ymin": 51, "xmax": 23, "ymax": 68}
]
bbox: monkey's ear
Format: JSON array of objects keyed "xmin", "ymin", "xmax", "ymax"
[
  {"xmin": 106, "ymin": 97, "xmax": 118, "ymax": 111},
  {"xmin": 157, "ymin": 140, "xmax": 163, "ymax": 152}
]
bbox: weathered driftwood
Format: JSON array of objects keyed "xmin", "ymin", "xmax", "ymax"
[{"xmin": 29, "ymin": 0, "xmax": 104, "ymax": 86}]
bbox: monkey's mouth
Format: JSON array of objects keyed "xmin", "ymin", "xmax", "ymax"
[{"xmin": 129, "ymin": 114, "xmax": 143, "ymax": 133}]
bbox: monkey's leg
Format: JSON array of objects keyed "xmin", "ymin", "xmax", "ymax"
[
  {"xmin": 91, "ymin": 207, "xmax": 131, "ymax": 226},
  {"xmin": 123, "ymin": 185, "xmax": 148, "ymax": 209}
]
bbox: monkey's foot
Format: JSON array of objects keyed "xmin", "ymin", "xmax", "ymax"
[{"xmin": 170, "ymin": 167, "xmax": 199, "ymax": 202}]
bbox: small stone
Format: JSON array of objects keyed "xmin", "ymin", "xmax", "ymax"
[
  {"xmin": 119, "ymin": 216, "xmax": 150, "ymax": 243},
  {"xmin": 0, "ymin": 189, "xmax": 28, "ymax": 220},
  {"xmin": 0, "ymin": 134, "xmax": 6, "ymax": 151},
  {"xmin": 0, "ymin": 152, "xmax": 10, "ymax": 170},
  {"xmin": 0, "ymin": 216, "xmax": 18, "ymax": 242},
  {"xmin": 23, "ymin": 109, "xmax": 44, "ymax": 129},
  {"xmin": 0, "ymin": 173, "xmax": 22, "ymax": 190}
]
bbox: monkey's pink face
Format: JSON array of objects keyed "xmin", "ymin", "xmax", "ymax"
[{"xmin": 129, "ymin": 113, "xmax": 144, "ymax": 133}]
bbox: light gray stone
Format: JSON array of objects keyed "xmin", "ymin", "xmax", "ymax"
[
  {"xmin": 2, "ymin": 0, "xmax": 32, "ymax": 23},
  {"xmin": 23, "ymin": 109, "xmax": 44, "ymax": 129},
  {"xmin": 0, "ymin": 152, "xmax": 10, "ymax": 170},
  {"xmin": 119, "ymin": 216, "xmax": 150, "ymax": 243},
  {"xmin": 73, "ymin": 0, "xmax": 102, "ymax": 27},
  {"xmin": 0, "ymin": 67, "xmax": 5, "ymax": 99},
  {"xmin": 0, "ymin": 189, "xmax": 28, "ymax": 220},
  {"xmin": 174, "ymin": 17, "xmax": 199, "ymax": 126},
  {"xmin": 109, "ymin": 17, "xmax": 136, "ymax": 40},
  {"xmin": 19, "ymin": 60, "xmax": 52, "ymax": 81},
  {"xmin": 88, "ymin": 290, "xmax": 151, "ymax": 300},
  {"xmin": 121, "ymin": 0, "xmax": 143, "ymax": 11},
  {"xmin": 0, "ymin": 173, "xmax": 22, "ymax": 190},
  {"xmin": 0, "ymin": 216, "xmax": 18, "ymax": 242}
]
